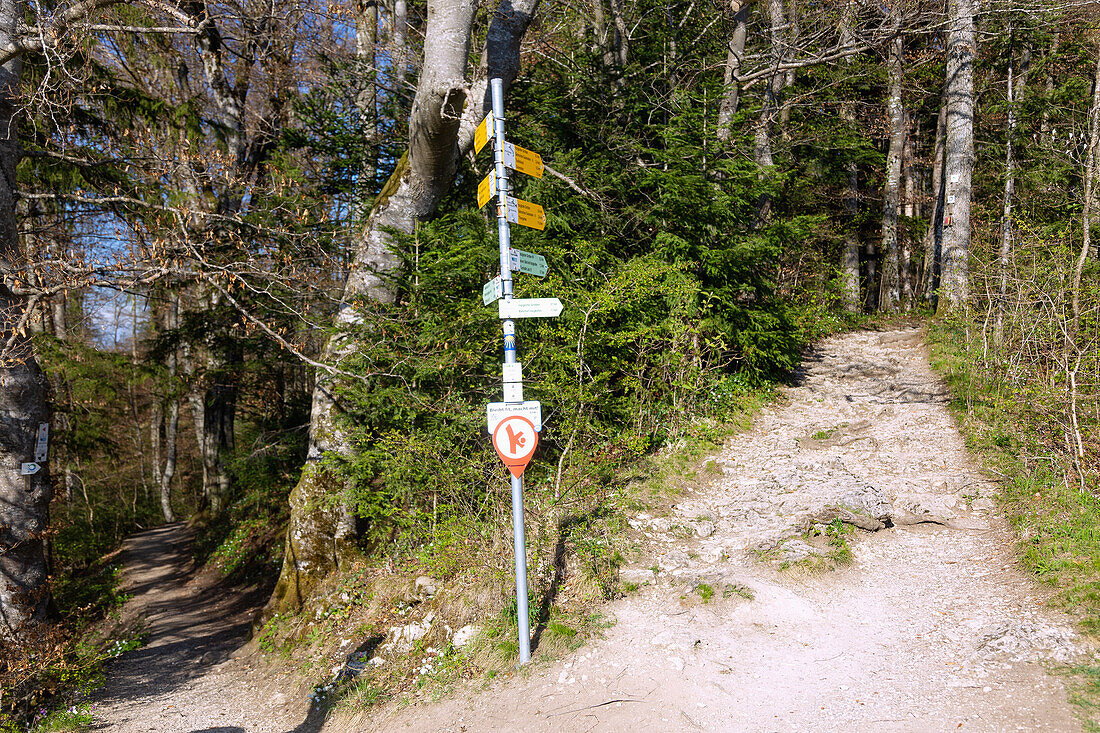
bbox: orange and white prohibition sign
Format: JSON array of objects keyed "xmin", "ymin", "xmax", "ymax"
[{"xmin": 492, "ymin": 415, "xmax": 539, "ymax": 478}]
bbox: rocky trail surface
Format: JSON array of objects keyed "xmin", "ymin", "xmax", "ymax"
[
  {"xmin": 348, "ymin": 328, "xmax": 1092, "ymax": 732},
  {"xmin": 92, "ymin": 328, "xmax": 1093, "ymax": 732}
]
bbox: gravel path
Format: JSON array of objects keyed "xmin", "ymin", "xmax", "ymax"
[
  {"xmin": 90, "ymin": 328, "xmax": 1090, "ymax": 732},
  {"xmin": 89, "ymin": 524, "xmax": 314, "ymax": 733},
  {"xmin": 345, "ymin": 328, "xmax": 1090, "ymax": 732}
]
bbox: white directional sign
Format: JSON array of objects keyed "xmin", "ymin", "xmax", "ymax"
[
  {"xmin": 498, "ymin": 298, "xmax": 562, "ymax": 319},
  {"xmin": 486, "ymin": 400, "xmax": 542, "ymax": 434},
  {"xmin": 509, "ymin": 248, "xmax": 548, "ymax": 277},
  {"xmin": 482, "ymin": 276, "xmax": 503, "ymax": 305},
  {"xmin": 35, "ymin": 423, "xmax": 48, "ymax": 463},
  {"xmin": 21, "ymin": 462, "xmax": 40, "ymax": 476}
]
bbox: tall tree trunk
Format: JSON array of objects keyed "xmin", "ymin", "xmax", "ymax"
[
  {"xmin": 0, "ymin": 0, "xmax": 52, "ymax": 640},
  {"xmin": 996, "ymin": 37, "xmax": 1029, "ymax": 343},
  {"xmin": 357, "ymin": 0, "xmax": 379, "ymax": 207},
  {"xmin": 879, "ymin": 28, "xmax": 905, "ymax": 312},
  {"xmin": 900, "ymin": 111, "xmax": 915, "ymax": 306},
  {"xmin": 608, "ymin": 0, "xmax": 630, "ymax": 89},
  {"xmin": 779, "ymin": 0, "xmax": 798, "ymax": 136},
  {"xmin": 158, "ymin": 291, "xmax": 180, "ymax": 523},
  {"xmin": 839, "ymin": 0, "xmax": 860, "ymax": 311},
  {"xmin": 394, "ymin": 0, "xmax": 408, "ymax": 97},
  {"xmin": 921, "ymin": 92, "xmax": 947, "ymax": 304},
  {"xmin": 267, "ymin": 0, "xmax": 541, "ymax": 616},
  {"xmin": 716, "ymin": 0, "xmax": 754, "ymax": 141},
  {"xmin": 754, "ymin": 0, "xmax": 786, "ymax": 225},
  {"xmin": 939, "ymin": 0, "xmax": 976, "ymax": 313}
]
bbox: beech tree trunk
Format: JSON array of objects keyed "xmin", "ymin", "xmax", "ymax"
[
  {"xmin": 0, "ymin": 0, "xmax": 52, "ymax": 640},
  {"xmin": 921, "ymin": 93, "xmax": 947, "ymax": 303},
  {"xmin": 839, "ymin": 0, "xmax": 860, "ymax": 311},
  {"xmin": 357, "ymin": 0, "xmax": 379, "ymax": 207},
  {"xmin": 879, "ymin": 28, "xmax": 905, "ymax": 312},
  {"xmin": 779, "ymin": 0, "xmax": 798, "ymax": 136},
  {"xmin": 716, "ymin": 0, "xmax": 754, "ymax": 141},
  {"xmin": 753, "ymin": 0, "xmax": 786, "ymax": 225},
  {"xmin": 158, "ymin": 292, "xmax": 180, "ymax": 523},
  {"xmin": 267, "ymin": 0, "xmax": 541, "ymax": 616},
  {"xmin": 939, "ymin": 0, "xmax": 975, "ymax": 313},
  {"xmin": 393, "ymin": 0, "xmax": 408, "ymax": 96},
  {"xmin": 900, "ymin": 113, "xmax": 915, "ymax": 305}
]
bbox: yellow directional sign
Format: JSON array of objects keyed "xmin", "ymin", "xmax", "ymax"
[
  {"xmin": 503, "ymin": 142, "xmax": 543, "ymax": 178},
  {"xmin": 478, "ymin": 171, "xmax": 497, "ymax": 209},
  {"xmin": 474, "ymin": 113, "xmax": 495, "ymax": 155},
  {"xmin": 505, "ymin": 196, "xmax": 545, "ymax": 231}
]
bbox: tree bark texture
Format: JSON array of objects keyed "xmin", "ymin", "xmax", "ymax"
[
  {"xmin": 267, "ymin": 0, "xmax": 544, "ymax": 616},
  {"xmin": 717, "ymin": 0, "xmax": 755, "ymax": 142},
  {"xmin": 939, "ymin": 0, "xmax": 976, "ymax": 313},
  {"xmin": 839, "ymin": 0, "xmax": 860, "ymax": 311},
  {"xmin": 0, "ymin": 0, "xmax": 53, "ymax": 641},
  {"xmin": 753, "ymin": 0, "xmax": 786, "ymax": 225},
  {"xmin": 879, "ymin": 29, "xmax": 905, "ymax": 312},
  {"xmin": 357, "ymin": 0, "xmax": 379, "ymax": 211},
  {"xmin": 921, "ymin": 92, "xmax": 947, "ymax": 303}
]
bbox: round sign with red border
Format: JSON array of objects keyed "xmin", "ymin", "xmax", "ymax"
[{"xmin": 492, "ymin": 415, "xmax": 539, "ymax": 478}]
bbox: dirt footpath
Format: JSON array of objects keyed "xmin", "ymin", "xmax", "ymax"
[
  {"xmin": 89, "ymin": 524, "xmax": 313, "ymax": 733},
  {"xmin": 350, "ymin": 328, "xmax": 1090, "ymax": 733}
]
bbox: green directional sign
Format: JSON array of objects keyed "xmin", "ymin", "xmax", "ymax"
[
  {"xmin": 509, "ymin": 248, "xmax": 548, "ymax": 277},
  {"xmin": 482, "ymin": 276, "xmax": 503, "ymax": 305}
]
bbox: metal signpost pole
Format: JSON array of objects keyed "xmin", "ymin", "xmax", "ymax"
[{"xmin": 491, "ymin": 77, "xmax": 531, "ymax": 665}]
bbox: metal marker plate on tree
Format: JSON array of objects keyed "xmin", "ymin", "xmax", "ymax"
[
  {"xmin": 501, "ymin": 142, "xmax": 543, "ymax": 178},
  {"xmin": 482, "ymin": 276, "xmax": 503, "ymax": 305},
  {"xmin": 509, "ymin": 248, "xmax": 548, "ymax": 277},
  {"xmin": 477, "ymin": 171, "xmax": 497, "ymax": 209},
  {"xmin": 498, "ymin": 298, "xmax": 562, "ymax": 319},
  {"xmin": 21, "ymin": 463, "xmax": 40, "ymax": 476},
  {"xmin": 35, "ymin": 423, "xmax": 49, "ymax": 463},
  {"xmin": 504, "ymin": 196, "xmax": 545, "ymax": 231},
  {"xmin": 474, "ymin": 113, "xmax": 495, "ymax": 154},
  {"xmin": 486, "ymin": 400, "xmax": 542, "ymax": 434}
]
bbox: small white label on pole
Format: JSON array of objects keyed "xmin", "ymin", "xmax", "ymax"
[
  {"xmin": 503, "ymin": 363, "xmax": 523, "ymax": 382},
  {"xmin": 21, "ymin": 462, "xmax": 40, "ymax": 476},
  {"xmin": 486, "ymin": 401, "xmax": 542, "ymax": 434},
  {"xmin": 35, "ymin": 423, "xmax": 49, "ymax": 463},
  {"xmin": 498, "ymin": 298, "xmax": 563, "ymax": 319},
  {"xmin": 482, "ymin": 276, "xmax": 503, "ymax": 305},
  {"xmin": 503, "ymin": 381, "xmax": 524, "ymax": 402}
]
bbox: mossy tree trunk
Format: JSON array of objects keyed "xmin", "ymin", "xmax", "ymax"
[{"xmin": 266, "ymin": 0, "xmax": 542, "ymax": 616}]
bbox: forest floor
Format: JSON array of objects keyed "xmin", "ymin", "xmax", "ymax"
[{"xmin": 90, "ymin": 327, "xmax": 1095, "ymax": 732}]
